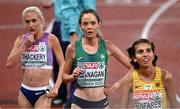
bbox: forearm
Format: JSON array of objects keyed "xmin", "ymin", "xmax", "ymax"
[
  {"xmin": 62, "ymin": 73, "xmax": 76, "ymax": 83},
  {"xmin": 164, "ymin": 71, "xmax": 179, "ymax": 108},
  {"xmin": 53, "ymin": 62, "xmax": 64, "ymax": 89},
  {"xmin": 120, "ymin": 86, "xmax": 130, "ymax": 108},
  {"xmin": 114, "ymin": 78, "xmax": 124, "ymax": 88},
  {"xmin": 6, "ymin": 44, "xmax": 26, "ymax": 68},
  {"xmin": 167, "ymin": 85, "xmax": 179, "ymax": 107}
]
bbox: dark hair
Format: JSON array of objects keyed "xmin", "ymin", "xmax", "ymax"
[
  {"xmin": 79, "ymin": 8, "xmax": 100, "ymax": 25},
  {"xmin": 79, "ymin": 8, "xmax": 102, "ymax": 38},
  {"xmin": 127, "ymin": 39, "xmax": 158, "ymax": 69}
]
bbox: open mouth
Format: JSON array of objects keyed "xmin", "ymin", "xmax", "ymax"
[
  {"xmin": 87, "ymin": 31, "xmax": 93, "ymax": 34},
  {"xmin": 28, "ymin": 27, "xmax": 35, "ymax": 32},
  {"xmin": 143, "ymin": 58, "xmax": 149, "ymax": 62},
  {"xmin": 86, "ymin": 31, "xmax": 94, "ymax": 36},
  {"xmin": 142, "ymin": 58, "xmax": 150, "ymax": 64}
]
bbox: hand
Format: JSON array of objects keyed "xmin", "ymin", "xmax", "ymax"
[
  {"xmin": 104, "ymin": 84, "xmax": 118, "ymax": 96},
  {"xmin": 46, "ymin": 86, "xmax": 58, "ymax": 98},
  {"xmin": 23, "ymin": 34, "xmax": 35, "ymax": 47},
  {"xmin": 28, "ymin": 34, "xmax": 35, "ymax": 43},
  {"xmin": 72, "ymin": 67, "xmax": 84, "ymax": 80}
]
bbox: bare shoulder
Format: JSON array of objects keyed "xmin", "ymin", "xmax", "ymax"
[
  {"xmin": 66, "ymin": 42, "xmax": 75, "ymax": 58},
  {"xmin": 66, "ymin": 42, "xmax": 75, "ymax": 52},
  {"xmin": 17, "ymin": 34, "xmax": 24, "ymax": 40},
  {"xmin": 125, "ymin": 69, "xmax": 133, "ymax": 82},
  {"xmin": 161, "ymin": 69, "xmax": 173, "ymax": 82},
  {"xmin": 121, "ymin": 69, "xmax": 133, "ymax": 91},
  {"xmin": 104, "ymin": 39, "xmax": 114, "ymax": 47},
  {"xmin": 64, "ymin": 42, "xmax": 76, "ymax": 59},
  {"xmin": 14, "ymin": 34, "xmax": 24, "ymax": 45},
  {"xmin": 104, "ymin": 39, "xmax": 124, "ymax": 52},
  {"xmin": 47, "ymin": 33, "xmax": 59, "ymax": 47},
  {"xmin": 48, "ymin": 33, "xmax": 58, "ymax": 41},
  {"xmin": 104, "ymin": 39, "xmax": 117, "ymax": 55},
  {"xmin": 15, "ymin": 34, "xmax": 24, "ymax": 41}
]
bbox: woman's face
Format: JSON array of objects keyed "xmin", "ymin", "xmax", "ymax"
[
  {"xmin": 23, "ymin": 11, "xmax": 43, "ymax": 35},
  {"xmin": 134, "ymin": 43, "xmax": 154, "ymax": 68},
  {"xmin": 80, "ymin": 13, "xmax": 100, "ymax": 38}
]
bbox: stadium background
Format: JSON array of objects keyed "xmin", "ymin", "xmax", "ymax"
[{"xmin": 0, "ymin": 0, "xmax": 180, "ymax": 108}]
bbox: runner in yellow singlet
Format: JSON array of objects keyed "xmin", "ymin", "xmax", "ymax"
[{"xmin": 105, "ymin": 39, "xmax": 178, "ymax": 108}]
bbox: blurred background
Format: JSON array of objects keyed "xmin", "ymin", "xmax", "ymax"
[{"xmin": 0, "ymin": 0, "xmax": 180, "ymax": 108}]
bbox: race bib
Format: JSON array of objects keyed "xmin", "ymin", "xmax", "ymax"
[
  {"xmin": 21, "ymin": 42, "xmax": 47, "ymax": 68},
  {"xmin": 77, "ymin": 61, "xmax": 106, "ymax": 87},
  {"xmin": 133, "ymin": 92, "xmax": 162, "ymax": 109}
]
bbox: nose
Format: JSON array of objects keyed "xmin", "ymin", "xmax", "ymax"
[
  {"xmin": 143, "ymin": 51, "xmax": 149, "ymax": 57},
  {"xmin": 87, "ymin": 23, "xmax": 93, "ymax": 29},
  {"xmin": 29, "ymin": 21, "xmax": 34, "ymax": 27}
]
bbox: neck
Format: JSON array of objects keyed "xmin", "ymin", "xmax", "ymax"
[
  {"xmin": 34, "ymin": 29, "xmax": 43, "ymax": 39},
  {"xmin": 82, "ymin": 37, "xmax": 99, "ymax": 54},
  {"xmin": 83, "ymin": 37, "xmax": 98, "ymax": 46},
  {"xmin": 139, "ymin": 66, "xmax": 155, "ymax": 77}
]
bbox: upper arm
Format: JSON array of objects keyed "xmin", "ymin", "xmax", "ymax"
[
  {"xmin": 162, "ymin": 70, "xmax": 178, "ymax": 108},
  {"xmin": 63, "ymin": 43, "xmax": 75, "ymax": 75},
  {"xmin": 49, "ymin": 34, "xmax": 64, "ymax": 65},
  {"xmin": 163, "ymin": 70, "xmax": 173, "ymax": 89},
  {"xmin": 105, "ymin": 40, "xmax": 131, "ymax": 69},
  {"xmin": 6, "ymin": 36, "xmax": 23, "ymax": 68}
]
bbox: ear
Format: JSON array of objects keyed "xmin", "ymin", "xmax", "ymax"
[
  {"xmin": 98, "ymin": 22, "xmax": 101, "ymax": 28},
  {"xmin": 80, "ymin": 27, "xmax": 83, "ymax": 32},
  {"xmin": 133, "ymin": 58, "xmax": 137, "ymax": 63},
  {"xmin": 41, "ymin": 17, "xmax": 45, "ymax": 26}
]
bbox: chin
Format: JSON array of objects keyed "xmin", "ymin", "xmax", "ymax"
[
  {"xmin": 30, "ymin": 31, "xmax": 36, "ymax": 35},
  {"xmin": 86, "ymin": 36, "xmax": 94, "ymax": 39},
  {"xmin": 141, "ymin": 63, "xmax": 151, "ymax": 68}
]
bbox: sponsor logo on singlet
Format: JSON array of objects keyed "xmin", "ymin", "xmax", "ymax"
[
  {"xmin": 77, "ymin": 61, "xmax": 106, "ymax": 87},
  {"xmin": 21, "ymin": 42, "xmax": 47, "ymax": 68}
]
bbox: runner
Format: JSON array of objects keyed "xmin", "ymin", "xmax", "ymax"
[
  {"xmin": 62, "ymin": 8, "xmax": 131, "ymax": 108},
  {"xmin": 6, "ymin": 6, "xmax": 64, "ymax": 108},
  {"xmin": 105, "ymin": 39, "xmax": 178, "ymax": 108}
]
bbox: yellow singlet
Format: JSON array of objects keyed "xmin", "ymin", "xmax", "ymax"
[{"xmin": 132, "ymin": 67, "xmax": 167, "ymax": 109}]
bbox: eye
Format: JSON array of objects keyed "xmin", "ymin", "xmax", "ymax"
[
  {"xmin": 32, "ymin": 19, "xmax": 37, "ymax": 23},
  {"xmin": 146, "ymin": 48, "xmax": 152, "ymax": 53},
  {"xmin": 82, "ymin": 22, "xmax": 88, "ymax": 26},
  {"xmin": 136, "ymin": 49, "xmax": 144, "ymax": 54},
  {"xmin": 90, "ymin": 21, "xmax": 96, "ymax": 25},
  {"xmin": 25, "ymin": 20, "xmax": 30, "ymax": 24}
]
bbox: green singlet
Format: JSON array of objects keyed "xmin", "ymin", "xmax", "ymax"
[{"xmin": 74, "ymin": 38, "xmax": 108, "ymax": 88}]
